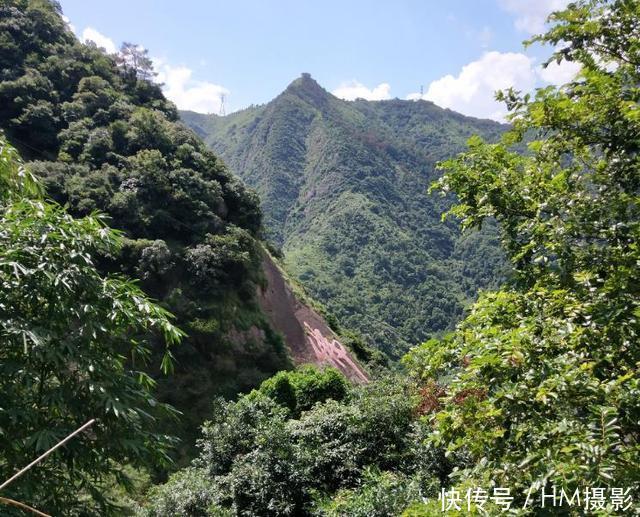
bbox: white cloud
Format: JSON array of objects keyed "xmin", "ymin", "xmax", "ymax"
[
  {"xmin": 332, "ymin": 81, "xmax": 392, "ymax": 101},
  {"xmin": 408, "ymin": 51, "xmax": 537, "ymax": 121},
  {"xmin": 81, "ymin": 27, "xmax": 117, "ymax": 54},
  {"xmin": 155, "ymin": 60, "xmax": 229, "ymax": 114},
  {"xmin": 407, "ymin": 49, "xmax": 582, "ymax": 121},
  {"xmin": 499, "ymin": 0, "xmax": 570, "ymax": 34},
  {"xmin": 538, "ymin": 58, "xmax": 581, "ymax": 84}
]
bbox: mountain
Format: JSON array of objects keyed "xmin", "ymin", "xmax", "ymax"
[
  {"xmin": 181, "ymin": 74, "xmax": 508, "ymax": 355},
  {"xmin": 0, "ymin": 3, "xmax": 367, "ymax": 468}
]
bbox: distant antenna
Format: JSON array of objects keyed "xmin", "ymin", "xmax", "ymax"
[
  {"xmin": 420, "ymin": 85, "xmax": 424, "ymax": 97},
  {"xmin": 218, "ymin": 93, "xmax": 226, "ymax": 116}
]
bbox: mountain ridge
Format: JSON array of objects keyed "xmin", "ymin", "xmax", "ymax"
[{"xmin": 181, "ymin": 74, "xmax": 508, "ymax": 355}]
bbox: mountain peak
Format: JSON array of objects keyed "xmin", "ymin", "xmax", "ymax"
[
  {"xmin": 286, "ymin": 72, "xmax": 321, "ymax": 90},
  {"xmin": 181, "ymin": 83, "xmax": 506, "ymax": 355},
  {"xmin": 283, "ymin": 73, "xmax": 330, "ymax": 106}
]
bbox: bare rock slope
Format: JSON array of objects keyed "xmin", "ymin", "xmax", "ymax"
[{"xmin": 258, "ymin": 254, "xmax": 369, "ymax": 383}]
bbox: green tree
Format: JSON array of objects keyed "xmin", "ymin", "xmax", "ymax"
[
  {"xmin": 405, "ymin": 0, "xmax": 640, "ymax": 510},
  {"xmin": 0, "ymin": 0, "xmax": 288, "ymax": 469},
  {"xmin": 257, "ymin": 365, "xmax": 349, "ymax": 416},
  {"xmin": 0, "ymin": 137, "xmax": 183, "ymax": 515},
  {"xmin": 315, "ymin": 468, "xmax": 422, "ymax": 517},
  {"xmin": 141, "ymin": 373, "xmax": 424, "ymax": 516},
  {"xmin": 116, "ymin": 42, "xmax": 157, "ymax": 81}
]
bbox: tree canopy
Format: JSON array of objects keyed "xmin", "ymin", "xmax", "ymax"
[
  {"xmin": 404, "ymin": 0, "xmax": 640, "ymax": 510},
  {"xmin": 0, "ymin": 0, "xmax": 289, "ymax": 465},
  {"xmin": 0, "ymin": 136, "xmax": 183, "ymax": 515}
]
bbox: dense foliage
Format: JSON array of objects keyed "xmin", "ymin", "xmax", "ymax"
[
  {"xmin": 182, "ymin": 78, "xmax": 508, "ymax": 356},
  {"xmin": 0, "ymin": 137, "xmax": 182, "ymax": 515},
  {"xmin": 4, "ymin": 0, "xmax": 637, "ymax": 514},
  {"xmin": 402, "ymin": 0, "xmax": 640, "ymax": 512},
  {"xmin": 139, "ymin": 367, "xmax": 439, "ymax": 516},
  {"xmin": 258, "ymin": 365, "xmax": 350, "ymax": 417},
  {"xmin": 163, "ymin": 1, "xmax": 640, "ymax": 515},
  {"xmin": 0, "ymin": 0, "xmax": 290, "ymax": 463}
]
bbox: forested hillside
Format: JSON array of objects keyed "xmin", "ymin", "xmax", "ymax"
[
  {"xmin": 0, "ymin": 0, "xmax": 292, "ymax": 467},
  {"xmin": 182, "ymin": 79, "xmax": 508, "ymax": 355},
  {"xmin": 151, "ymin": 1, "xmax": 640, "ymax": 514},
  {"xmin": 2, "ymin": 0, "xmax": 638, "ymax": 515}
]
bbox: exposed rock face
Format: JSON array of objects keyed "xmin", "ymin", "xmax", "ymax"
[{"xmin": 258, "ymin": 253, "xmax": 369, "ymax": 383}]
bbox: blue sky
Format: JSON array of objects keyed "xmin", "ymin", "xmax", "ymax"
[{"xmin": 59, "ymin": 0, "xmax": 578, "ymax": 120}]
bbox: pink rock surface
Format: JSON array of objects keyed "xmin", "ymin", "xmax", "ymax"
[{"xmin": 258, "ymin": 254, "xmax": 369, "ymax": 383}]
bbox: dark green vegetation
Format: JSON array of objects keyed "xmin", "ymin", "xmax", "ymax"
[
  {"xmin": 2, "ymin": 0, "xmax": 638, "ymax": 514},
  {"xmin": 0, "ymin": 0, "xmax": 291, "ymax": 468},
  {"xmin": 153, "ymin": 0, "xmax": 640, "ymax": 514},
  {"xmin": 0, "ymin": 135, "xmax": 183, "ymax": 513},
  {"xmin": 182, "ymin": 78, "xmax": 508, "ymax": 356},
  {"xmin": 140, "ymin": 368, "xmax": 437, "ymax": 516}
]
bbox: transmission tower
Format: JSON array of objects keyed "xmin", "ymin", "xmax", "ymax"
[{"xmin": 219, "ymin": 93, "xmax": 226, "ymax": 116}]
